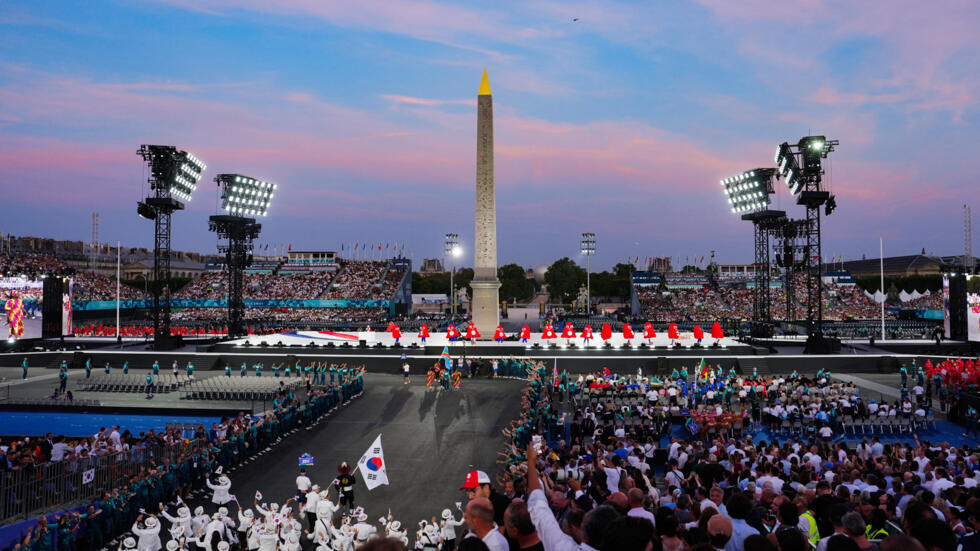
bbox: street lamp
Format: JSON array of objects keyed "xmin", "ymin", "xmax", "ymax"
[
  {"xmin": 581, "ymin": 232, "xmax": 596, "ymax": 313},
  {"xmin": 445, "ymin": 233, "xmax": 461, "ymax": 317}
]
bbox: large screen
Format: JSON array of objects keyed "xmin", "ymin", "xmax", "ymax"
[
  {"xmin": 1, "ymin": 277, "xmax": 43, "ymax": 340},
  {"xmin": 969, "ymin": 275, "xmax": 980, "ymax": 343}
]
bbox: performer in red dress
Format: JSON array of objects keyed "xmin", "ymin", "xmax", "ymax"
[
  {"xmin": 561, "ymin": 323, "xmax": 576, "ymax": 344},
  {"xmin": 581, "ymin": 325, "xmax": 594, "ymax": 346},
  {"xmin": 494, "ymin": 325, "xmax": 506, "ymax": 343},
  {"xmin": 643, "ymin": 322, "xmax": 656, "ymax": 345},
  {"xmin": 465, "ymin": 322, "xmax": 481, "ymax": 342},
  {"xmin": 520, "ymin": 325, "xmax": 531, "ymax": 343},
  {"xmin": 418, "ymin": 324, "xmax": 430, "ymax": 343}
]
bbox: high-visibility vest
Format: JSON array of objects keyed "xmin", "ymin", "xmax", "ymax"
[{"xmin": 801, "ymin": 511, "xmax": 820, "ymax": 546}]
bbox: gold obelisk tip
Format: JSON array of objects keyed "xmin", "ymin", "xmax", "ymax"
[{"xmin": 478, "ymin": 68, "xmax": 491, "ymax": 96}]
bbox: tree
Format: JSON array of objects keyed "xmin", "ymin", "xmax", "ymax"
[
  {"xmin": 498, "ymin": 263, "xmax": 534, "ymax": 302},
  {"xmin": 544, "ymin": 257, "xmax": 586, "ymax": 302}
]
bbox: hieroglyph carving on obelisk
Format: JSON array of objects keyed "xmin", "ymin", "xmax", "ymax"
[{"xmin": 471, "ymin": 69, "xmax": 501, "ymax": 337}]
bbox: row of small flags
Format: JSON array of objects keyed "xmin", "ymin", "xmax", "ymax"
[
  {"xmin": 248, "ymin": 243, "xmax": 407, "ymax": 253},
  {"xmin": 341, "ymin": 243, "xmax": 407, "ymax": 252}
]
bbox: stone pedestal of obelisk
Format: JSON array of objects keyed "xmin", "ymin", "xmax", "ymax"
[{"xmin": 471, "ymin": 69, "xmax": 501, "ymax": 338}]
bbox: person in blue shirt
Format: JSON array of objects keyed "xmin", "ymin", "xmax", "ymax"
[
  {"xmin": 145, "ymin": 374, "xmax": 154, "ymax": 398},
  {"xmin": 59, "ymin": 367, "xmax": 68, "ymax": 393},
  {"xmin": 21, "ymin": 357, "xmax": 28, "ymax": 379},
  {"xmin": 123, "ymin": 361, "xmax": 129, "ymax": 375},
  {"xmin": 273, "ymin": 363, "xmax": 281, "ymax": 377},
  {"xmin": 186, "ymin": 361, "xmax": 195, "ymax": 378},
  {"xmin": 224, "ymin": 364, "xmax": 231, "ymax": 377},
  {"xmin": 104, "ymin": 361, "xmax": 111, "ymax": 375},
  {"xmin": 240, "ymin": 363, "xmax": 247, "ymax": 377},
  {"xmin": 152, "ymin": 361, "xmax": 160, "ymax": 375}
]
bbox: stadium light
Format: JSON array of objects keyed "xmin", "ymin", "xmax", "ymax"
[
  {"xmin": 215, "ymin": 174, "xmax": 277, "ymax": 217},
  {"xmin": 445, "ymin": 233, "xmax": 460, "ymax": 317},
  {"xmin": 721, "ymin": 169, "xmax": 774, "ymax": 214},
  {"xmin": 581, "ymin": 232, "xmax": 596, "ymax": 313},
  {"xmin": 137, "ymin": 144, "xmax": 206, "ymax": 350}
]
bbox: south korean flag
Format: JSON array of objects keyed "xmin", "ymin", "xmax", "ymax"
[{"xmin": 357, "ymin": 434, "xmax": 389, "ymax": 491}]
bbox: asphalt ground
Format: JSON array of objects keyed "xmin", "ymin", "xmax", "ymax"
[{"xmin": 220, "ymin": 372, "xmax": 526, "ymax": 528}]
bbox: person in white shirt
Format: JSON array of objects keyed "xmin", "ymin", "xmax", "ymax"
[
  {"xmin": 601, "ymin": 455, "xmax": 624, "ymax": 494},
  {"xmin": 295, "ymin": 469, "xmax": 312, "ymax": 494},
  {"xmin": 463, "ymin": 498, "xmax": 509, "ymax": 551},
  {"xmin": 50, "ymin": 437, "xmax": 69, "ymax": 462},
  {"xmin": 626, "ymin": 488, "xmax": 656, "ymax": 527}
]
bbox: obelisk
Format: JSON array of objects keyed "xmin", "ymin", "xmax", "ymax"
[{"xmin": 471, "ymin": 68, "xmax": 501, "ymax": 337}]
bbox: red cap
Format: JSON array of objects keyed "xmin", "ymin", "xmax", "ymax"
[{"xmin": 459, "ymin": 470, "xmax": 491, "ymax": 490}]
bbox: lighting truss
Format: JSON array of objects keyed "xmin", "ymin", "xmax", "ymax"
[
  {"xmin": 774, "ymin": 135, "xmax": 840, "ymax": 350},
  {"xmin": 216, "ymin": 174, "xmax": 277, "ymax": 217},
  {"xmin": 137, "ymin": 144, "xmax": 206, "ymax": 350},
  {"xmin": 722, "ymin": 170, "xmax": 774, "ymax": 214}
]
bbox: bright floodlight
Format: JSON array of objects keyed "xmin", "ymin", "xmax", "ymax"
[
  {"xmin": 775, "ymin": 142, "xmax": 803, "ymax": 195},
  {"xmin": 445, "ymin": 233, "xmax": 460, "ymax": 257},
  {"xmin": 581, "ymin": 232, "xmax": 596, "ymax": 255},
  {"xmin": 172, "ymin": 151, "xmax": 206, "ymax": 202},
  {"xmin": 722, "ymin": 169, "xmax": 772, "ymax": 214},
  {"xmin": 215, "ymin": 174, "xmax": 277, "ymax": 217},
  {"xmin": 138, "ymin": 144, "xmax": 206, "ymax": 202}
]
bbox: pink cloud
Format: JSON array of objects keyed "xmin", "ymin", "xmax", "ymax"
[{"xmin": 380, "ymin": 95, "xmax": 476, "ymax": 108}]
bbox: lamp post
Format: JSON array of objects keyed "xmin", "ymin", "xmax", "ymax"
[
  {"xmin": 445, "ymin": 233, "xmax": 461, "ymax": 318},
  {"xmin": 581, "ymin": 233, "xmax": 596, "ymax": 313}
]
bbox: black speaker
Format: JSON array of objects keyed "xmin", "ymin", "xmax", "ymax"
[
  {"xmin": 41, "ymin": 277, "xmax": 65, "ymax": 338},
  {"xmin": 948, "ymin": 274, "xmax": 967, "ymax": 340}
]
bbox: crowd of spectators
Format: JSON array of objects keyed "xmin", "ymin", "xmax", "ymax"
[
  {"xmin": 0, "ymin": 253, "xmax": 146, "ymax": 302},
  {"xmin": 636, "ymin": 275, "xmax": 893, "ymax": 323},
  {"xmin": 323, "ymin": 260, "xmax": 391, "ymax": 300},
  {"xmin": 0, "ymin": 367, "xmax": 366, "ymax": 549},
  {"xmin": 472, "ymin": 365, "xmax": 974, "ymax": 551}
]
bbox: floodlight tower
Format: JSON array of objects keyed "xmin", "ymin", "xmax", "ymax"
[
  {"xmin": 775, "ymin": 136, "xmax": 839, "ymax": 352},
  {"xmin": 721, "ymin": 169, "xmax": 784, "ymax": 337},
  {"xmin": 137, "ymin": 145, "xmax": 206, "ymax": 349},
  {"xmin": 210, "ymin": 174, "xmax": 276, "ymax": 337},
  {"xmin": 581, "ymin": 233, "xmax": 596, "ymax": 313},
  {"xmin": 444, "ymin": 233, "xmax": 461, "ymax": 317}
]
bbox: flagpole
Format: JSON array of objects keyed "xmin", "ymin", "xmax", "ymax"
[
  {"xmin": 880, "ymin": 237, "xmax": 885, "ymax": 341},
  {"xmin": 116, "ymin": 240, "xmax": 121, "ymax": 345}
]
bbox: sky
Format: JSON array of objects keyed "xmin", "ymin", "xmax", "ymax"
[{"xmin": 0, "ymin": 1, "xmax": 978, "ymax": 271}]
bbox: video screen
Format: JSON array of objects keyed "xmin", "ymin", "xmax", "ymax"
[
  {"xmin": 1, "ymin": 276, "xmax": 43, "ymax": 340},
  {"xmin": 969, "ymin": 275, "xmax": 980, "ymax": 343}
]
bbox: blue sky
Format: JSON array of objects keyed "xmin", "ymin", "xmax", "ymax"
[{"xmin": 1, "ymin": 0, "xmax": 977, "ymax": 270}]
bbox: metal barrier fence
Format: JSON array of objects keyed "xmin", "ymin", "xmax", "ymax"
[{"xmin": 0, "ymin": 439, "xmax": 197, "ymax": 524}]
